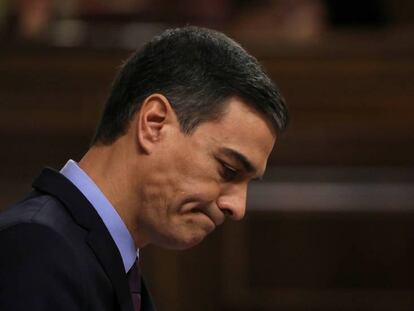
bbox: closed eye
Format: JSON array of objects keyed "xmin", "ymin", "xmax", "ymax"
[{"xmin": 219, "ymin": 161, "xmax": 240, "ymax": 181}]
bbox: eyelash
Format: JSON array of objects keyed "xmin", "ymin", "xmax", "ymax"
[{"xmin": 220, "ymin": 161, "xmax": 239, "ymax": 181}]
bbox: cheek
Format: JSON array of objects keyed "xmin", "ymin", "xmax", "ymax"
[
  {"xmin": 148, "ymin": 139, "xmax": 222, "ymax": 210},
  {"xmin": 138, "ymin": 166, "xmax": 174, "ymax": 225},
  {"xmin": 167, "ymin": 153, "xmax": 220, "ymax": 196},
  {"xmin": 140, "ymin": 168, "xmax": 221, "ymax": 249},
  {"xmin": 170, "ymin": 168, "xmax": 222, "ymax": 209}
]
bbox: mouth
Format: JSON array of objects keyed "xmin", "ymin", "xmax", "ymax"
[{"xmin": 191, "ymin": 208, "xmax": 220, "ymax": 229}]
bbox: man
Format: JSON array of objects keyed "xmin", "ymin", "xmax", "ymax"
[{"xmin": 0, "ymin": 26, "xmax": 288, "ymax": 310}]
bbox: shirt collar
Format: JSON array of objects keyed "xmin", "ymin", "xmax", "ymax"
[{"xmin": 60, "ymin": 159, "xmax": 138, "ymax": 272}]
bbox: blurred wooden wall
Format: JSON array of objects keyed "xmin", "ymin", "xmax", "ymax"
[{"xmin": 1, "ymin": 30, "xmax": 414, "ymax": 310}]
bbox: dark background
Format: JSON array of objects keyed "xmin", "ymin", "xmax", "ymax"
[{"xmin": 1, "ymin": 0, "xmax": 414, "ymax": 310}]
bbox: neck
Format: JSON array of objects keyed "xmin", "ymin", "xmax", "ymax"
[{"xmin": 78, "ymin": 139, "xmax": 148, "ymax": 248}]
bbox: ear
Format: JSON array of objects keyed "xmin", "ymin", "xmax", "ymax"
[{"xmin": 136, "ymin": 94, "xmax": 175, "ymax": 154}]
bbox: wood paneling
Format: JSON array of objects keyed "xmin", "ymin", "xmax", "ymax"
[{"xmin": 1, "ymin": 31, "xmax": 414, "ymax": 310}]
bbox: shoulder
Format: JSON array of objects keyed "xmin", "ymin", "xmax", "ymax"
[
  {"xmin": 0, "ymin": 191, "xmax": 90, "ymax": 276},
  {"xmin": 0, "ymin": 222, "xmax": 88, "ymax": 310},
  {"xmin": 0, "ymin": 192, "xmax": 87, "ymax": 291},
  {"xmin": 0, "ymin": 221, "xmax": 82, "ymax": 268},
  {"xmin": 0, "ymin": 191, "xmax": 84, "ymax": 237},
  {"xmin": 0, "ymin": 192, "xmax": 119, "ymax": 310}
]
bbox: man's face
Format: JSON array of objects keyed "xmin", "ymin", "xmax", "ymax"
[{"xmin": 138, "ymin": 97, "xmax": 276, "ymax": 249}]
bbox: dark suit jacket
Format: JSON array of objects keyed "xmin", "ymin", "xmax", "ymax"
[{"xmin": 0, "ymin": 168, "xmax": 155, "ymax": 311}]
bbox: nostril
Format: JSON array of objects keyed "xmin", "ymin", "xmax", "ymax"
[{"xmin": 222, "ymin": 208, "xmax": 233, "ymax": 217}]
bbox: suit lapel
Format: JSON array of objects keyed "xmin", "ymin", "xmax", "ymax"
[
  {"xmin": 87, "ymin": 230, "xmax": 133, "ymax": 311},
  {"xmin": 32, "ymin": 168, "xmax": 135, "ymax": 311}
]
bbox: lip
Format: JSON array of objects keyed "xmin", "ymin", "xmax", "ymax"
[{"xmin": 192, "ymin": 208, "xmax": 224, "ymax": 228}]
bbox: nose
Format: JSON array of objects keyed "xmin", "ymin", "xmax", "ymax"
[{"xmin": 217, "ymin": 183, "xmax": 248, "ymax": 221}]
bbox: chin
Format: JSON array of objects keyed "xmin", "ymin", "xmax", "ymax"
[
  {"xmin": 151, "ymin": 214, "xmax": 214, "ymax": 249},
  {"xmin": 160, "ymin": 229, "xmax": 207, "ymax": 250}
]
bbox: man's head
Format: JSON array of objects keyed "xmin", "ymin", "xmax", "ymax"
[
  {"xmin": 92, "ymin": 26, "xmax": 287, "ymax": 145},
  {"xmin": 84, "ymin": 27, "xmax": 288, "ymax": 250}
]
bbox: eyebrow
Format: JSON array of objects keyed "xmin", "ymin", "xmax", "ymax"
[{"xmin": 219, "ymin": 147, "xmax": 263, "ymax": 180}]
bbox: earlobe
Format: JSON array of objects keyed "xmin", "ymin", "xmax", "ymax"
[{"xmin": 137, "ymin": 94, "xmax": 172, "ymax": 154}]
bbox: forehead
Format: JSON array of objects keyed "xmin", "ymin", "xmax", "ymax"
[{"xmin": 190, "ymin": 97, "xmax": 276, "ymax": 174}]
